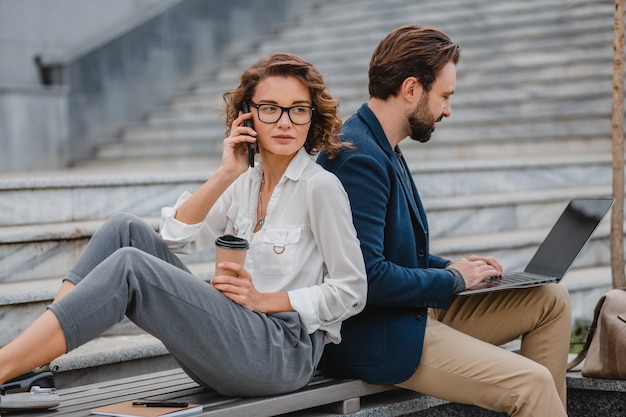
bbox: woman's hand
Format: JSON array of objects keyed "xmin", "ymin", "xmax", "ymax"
[
  {"xmin": 172, "ymin": 112, "xmax": 256, "ymax": 225},
  {"xmin": 211, "ymin": 262, "xmax": 293, "ymax": 314},
  {"xmin": 212, "ymin": 262, "xmax": 263, "ymax": 311},
  {"xmin": 221, "ymin": 112, "xmax": 257, "ymax": 177}
]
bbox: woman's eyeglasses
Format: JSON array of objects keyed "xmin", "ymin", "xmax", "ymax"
[{"xmin": 249, "ymin": 101, "xmax": 315, "ymax": 125}]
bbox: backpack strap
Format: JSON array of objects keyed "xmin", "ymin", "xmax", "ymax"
[
  {"xmin": 567, "ymin": 288, "xmax": 626, "ymax": 372},
  {"xmin": 566, "ymin": 292, "xmax": 606, "ymax": 371}
]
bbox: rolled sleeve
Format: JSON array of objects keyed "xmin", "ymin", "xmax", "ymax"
[
  {"xmin": 288, "ymin": 282, "xmax": 364, "ymax": 344},
  {"xmin": 159, "ymin": 191, "xmax": 215, "ymax": 253}
]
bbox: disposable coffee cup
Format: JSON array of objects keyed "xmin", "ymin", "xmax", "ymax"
[{"xmin": 214, "ymin": 234, "xmax": 249, "ymax": 277}]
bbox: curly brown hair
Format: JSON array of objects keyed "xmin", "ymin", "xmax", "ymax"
[{"xmin": 223, "ymin": 53, "xmax": 345, "ymax": 157}]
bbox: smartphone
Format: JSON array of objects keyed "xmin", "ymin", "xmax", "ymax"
[{"xmin": 242, "ymin": 102, "xmax": 255, "ymax": 167}]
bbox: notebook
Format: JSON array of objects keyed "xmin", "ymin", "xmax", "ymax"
[
  {"xmin": 92, "ymin": 401, "xmax": 202, "ymax": 417},
  {"xmin": 457, "ymin": 198, "xmax": 614, "ymax": 295}
]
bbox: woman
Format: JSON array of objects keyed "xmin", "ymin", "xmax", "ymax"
[{"xmin": 0, "ymin": 53, "xmax": 367, "ymax": 410}]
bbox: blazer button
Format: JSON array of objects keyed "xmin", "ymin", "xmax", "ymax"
[
  {"xmin": 415, "ymin": 314, "xmax": 425, "ymax": 321},
  {"xmin": 417, "ymin": 250, "xmax": 425, "ymax": 257}
]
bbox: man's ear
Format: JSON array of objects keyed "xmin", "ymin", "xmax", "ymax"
[{"xmin": 400, "ymin": 76, "xmax": 424, "ymax": 103}]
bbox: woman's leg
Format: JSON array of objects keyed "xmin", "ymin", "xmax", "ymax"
[
  {"xmin": 53, "ymin": 281, "xmax": 74, "ymax": 302},
  {"xmin": 67, "ymin": 212, "xmax": 189, "ymax": 287},
  {"xmin": 54, "ymin": 213, "xmax": 186, "ymax": 303},
  {"xmin": 0, "ymin": 311, "xmax": 66, "ymax": 384},
  {"xmin": 1, "ymin": 213, "xmax": 175, "ymax": 382},
  {"xmin": 6, "ymin": 246, "xmax": 319, "ymax": 396}
]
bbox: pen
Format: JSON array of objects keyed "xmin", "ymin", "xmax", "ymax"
[{"xmin": 132, "ymin": 402, "xmax": 189, "ymax": 408}]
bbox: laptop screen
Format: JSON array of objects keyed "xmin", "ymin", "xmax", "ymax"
[{"xmin": 524, "ymin": 199, "xmax": 614, "ymax": 279}]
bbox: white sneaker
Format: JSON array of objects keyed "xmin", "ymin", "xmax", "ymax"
[{"xmin": 0, "ymin": 369, "xmax": 60, "ymax": 411}]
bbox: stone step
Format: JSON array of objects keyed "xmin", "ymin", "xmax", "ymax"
[
  {"xmin": 433, "ymin": 222, "xmax": 613, "ymax": 273},
  {"xmin": 112, "ymin": 119, "xmax": 613, "ymax": 156},
  {"xmin": 0, "ymin": 177, "xmax": 616, "ymax": 285},
  {"xmin": 0, "ymin": 153, "xmax": 618, "ymax": 288},
  {"xmin": 200, "ymin": 35, "xmax": 613, "ymax": 92},
  {"xmin": 142, "ymin": 74, "xmax": 613, "ymax": 131},
  {"xmin": 218, "ymin": 25, "xmax": 612, "ymax": 90},
  {"xmin": 290, "ymin": 0, "xmax": 609, "ymax": 36},
  {"xmin": 95, "ymin": 137, "xmax": 217, "ymax": 160},
  {"xmin": 103, "ymin": 112, "xmax": 614, "ymax": 159},
  {"xmin": 2, "ymin": 199, "xmax": 619, "ymax": 344},
  {"xmin": 279, "ymin": 13, "xmax": 611, "ymax": 59},
  {"xmin": 410, "ymin": 153, "xmax": 614, "ymax": 197},
  {"xmin": 0, "ymin": 172, "xmax": 207, "ymax": 227},
  {"xmin": 118, "ymin": 120, "xmax": 225, "ymax": 142},
  {"xmin": 423, "ymin": 186, "xmax": 615, "ymax": 238},
  {"xmin": 164, "ymin": 55, "xmax": 615, "ymax": 141},
  {"xmin": 2, "ymin": 153, "xmax": 615, "ymax": 226},
  {"xmin": 0, "ymin": 217, "xmax": 213, "ymax": 285},
  {"xmin": 243, "ymin": 0, "xmax": 608, "ymax": 53},
  {"xmin": 258, "ymin": 17, "xmax": 611, "ymax": 71},
  {"xmin": 401, "ymin": 136, "xmax": 611, "ymax": 163},
  {"xmin": 51, "ymin": 326, "xmax": 177, "ymax": 390}
]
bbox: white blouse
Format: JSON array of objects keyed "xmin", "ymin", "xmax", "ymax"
[{"xmin": 159, "ymin": 148, "xmax": 367, "ymax": 344}]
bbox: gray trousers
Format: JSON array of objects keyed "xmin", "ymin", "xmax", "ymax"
[{"xmin": 48, "ymin": 213, "xmax": 324, "ymax": 397}]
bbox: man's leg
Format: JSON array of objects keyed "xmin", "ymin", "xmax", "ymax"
[
  {"xmin": 438, "ymin": 284, "xmax": 571, "ymax": 404},
  {"xmin": 396, "ymin": 284, "xmax": 570, "ymax": 417},
  {"xmin": 396, "ymin": 318, "xmax": 567, "ymax": 417}
]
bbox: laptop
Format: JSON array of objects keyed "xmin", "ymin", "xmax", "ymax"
[{"xmin": 457, "ymin": 198, "xmax": 614, "ymax": 295}]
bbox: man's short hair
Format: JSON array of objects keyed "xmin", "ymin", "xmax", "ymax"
[{"xmin": 368, "ymin": 24, "xmax": 460, "ymax": 99}]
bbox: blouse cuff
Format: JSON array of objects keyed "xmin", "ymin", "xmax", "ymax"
[{"xmin": 287, "ymin": 287, "xmax": 319, "ymax": 334}]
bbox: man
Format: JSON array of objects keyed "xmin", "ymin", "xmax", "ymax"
[{"xmin": 317, "ymin": 25, "xmax": 571, "ymax": 417}]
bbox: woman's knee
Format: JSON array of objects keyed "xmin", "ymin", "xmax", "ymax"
[
  {"xmin": 106, "ymin": 212, "xmax": 149, "ymax": 232},
  {"xmin": 110, "ymin": 246, "xmax": 147, "ymax": 264},
  {"xmin": 101, "ymin": 213, "xmax": 157, "ymax": 243}
]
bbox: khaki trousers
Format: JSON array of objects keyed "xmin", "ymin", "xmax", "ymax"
[{"xmin": 396, "ymin": 284, "xmax": 571, "ymax": 417}]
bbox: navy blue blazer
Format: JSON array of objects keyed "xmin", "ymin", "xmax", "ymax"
[{"xmin": 317, "ymin": 104, "xmax": 455, "ymax": 384}]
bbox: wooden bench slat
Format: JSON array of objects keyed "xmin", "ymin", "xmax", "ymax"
[
  {"xmin": 193, "ymin": 379, "xmax": 392, "ymax": 417},
  {"xmin": 59, "ymin": 369, "xmax": 189, "ymax": 396},
  {"xmin": 15, "ymin": 368, "xmax": 392, "ymax": 417}
]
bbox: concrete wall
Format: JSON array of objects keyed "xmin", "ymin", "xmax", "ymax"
[
  {"xmin": 0, "ymin": 0, "xmax": 176, "ymax": 171},
  {"xmin": 0, "ymin": 85, "xmax": 68, "ymax": 171},
  {"xmin": 0, "ymin": 0, "xmax": 172, "ymax": 86},
  {"xmin": 63, "ymin": 0, "xmax": 302, "ymax": 161},
  {"xmin": 0, "ymin": 0, "xmax": 308, "ymax": 171}
]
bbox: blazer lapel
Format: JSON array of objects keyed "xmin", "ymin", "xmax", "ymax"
[
  {"xmin": 356, "ymin": 104, "xmax": 427, "ymax": 233},
  {"xmin": 392, "ymin": 148, "xmax": 427, "ymax": 232}
]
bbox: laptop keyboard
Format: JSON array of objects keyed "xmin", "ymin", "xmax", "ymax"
[{"xmin": 497, "ymin": 272, "xmax": 552, "ymax": 285}]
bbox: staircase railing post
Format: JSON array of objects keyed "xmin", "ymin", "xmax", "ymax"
[{"xmin": 611, "ymin": 0, "xmax": 625, "ymax": 288}]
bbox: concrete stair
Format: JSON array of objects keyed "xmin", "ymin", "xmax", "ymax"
[{"xmin": 1, "ymin": 0, "xmax": 623, "ymax": 391}]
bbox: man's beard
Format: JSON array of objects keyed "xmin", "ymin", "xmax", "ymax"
[{"xmin": 408, "ymin": 96, "xmax": 440, "ymax": 143}]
